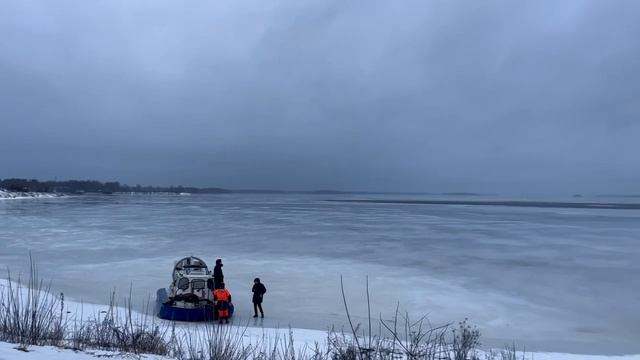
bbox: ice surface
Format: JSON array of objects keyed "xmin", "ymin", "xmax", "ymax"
[{"xmin": 0, "ymin": 194, "xmax": 639, "ymax": 355}]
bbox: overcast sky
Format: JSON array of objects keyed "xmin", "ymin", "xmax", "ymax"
[{"xmin": 1, "ymin": 0, "xmax": 639, "ymax": 194}]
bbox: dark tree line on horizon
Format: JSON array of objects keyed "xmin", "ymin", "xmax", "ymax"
[
  {"xmin": 2, "ymin": 178, "xmax": 525, "ymax": 197},
  {"xmin": 0, "ymin": 178, "xmax": 229, "ymax": 194}
]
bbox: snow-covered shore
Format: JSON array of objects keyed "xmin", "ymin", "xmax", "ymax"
[
  {"xmin": 3, "ymin": 340, "xmax": 640, "ymax": 360},
  {"xmin": 0, "ymin": 189, "xmax": 64, "ymax": 200},
  {"xmin": 0, "ymin": 341, "xmax": 170, "ymax": 360},
  {"xmin": 1, "ymin": 279, "xmax": 639, "ymax": 360}
]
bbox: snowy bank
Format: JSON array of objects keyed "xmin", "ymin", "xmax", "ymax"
[
  {"xmin": 0, "ymin": 341, "xmax": 169, "ymax": 360},
  {"xmin": 3, "ymin": 341, "xmax": 640, "ymax": 360},
  {"xmin": 2, "ymin": 279, "xmax": 639, "ymax": 360},
  {"xmin": 0, "ymin": 189, "xmax": 64, "ymax": 200}
]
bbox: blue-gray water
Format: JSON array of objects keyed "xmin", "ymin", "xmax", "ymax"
[{"xmin": 1, "ymin": 194, "xmax": 639, "ymax": 354}]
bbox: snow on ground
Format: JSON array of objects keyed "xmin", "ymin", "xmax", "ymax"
[
  {"xmin": 3, "ymin": 342, "xmax": 640, "ymax": 360},
  {"xmin": 0, "ymin": 341, "xmax": 169, "ymax": 360},
  {"xmin": 0, "ymin": 278, "xmax": 328, "ymax": 358},
  {"xmin": 1, "ymin": 280, "xmax": 639, "ymax": 360},
  {"xmin": 0, "ymin": 189, "xmax": 63, "ymax": 200}
]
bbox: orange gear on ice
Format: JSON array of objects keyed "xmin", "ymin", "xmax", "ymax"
[{"xmin": 213, "ymin": 287, "xmax": 232, "ymax": 322}]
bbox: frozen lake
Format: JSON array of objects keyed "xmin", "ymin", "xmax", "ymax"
[{"xmin": 1, "ymin": 194, "xmax": 639, "ymax": 354}]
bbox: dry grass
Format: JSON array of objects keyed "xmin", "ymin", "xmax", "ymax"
[{"xmin": 0, "ymin": 255, "xmax": 65, "ymax": 348}]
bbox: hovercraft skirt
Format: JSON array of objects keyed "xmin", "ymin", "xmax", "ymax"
[{"xmin": 157, "ymin": 303, "xmax": 216, "ymax": 322}]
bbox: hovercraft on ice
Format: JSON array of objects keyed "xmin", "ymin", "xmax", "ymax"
[{"xmin": 155, "ymin": 256, "xmax": 234, "ymax": 321}]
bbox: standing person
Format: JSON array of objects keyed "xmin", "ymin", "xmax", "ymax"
[
  {"xmin": 251, "ymin": 278, "xmax": 266, "ymax": 318},
  {"xmin": 213, "ymin": 259, "xmax": 224, "ymax": 289},
  {"xmin": 213, "ymin": 283, "xmax": 232, "ymax": 324}
]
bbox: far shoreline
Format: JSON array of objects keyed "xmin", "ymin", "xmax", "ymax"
[{"xmin": 326, "ymin": 198, "xmax": 640, "ymax": 210}]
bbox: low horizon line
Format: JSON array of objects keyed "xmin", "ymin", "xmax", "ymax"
[{"xmin": 1, "ymin": 176, "xmax": 639, "ymax": 197}]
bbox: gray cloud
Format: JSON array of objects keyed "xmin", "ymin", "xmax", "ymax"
[{"xmin": 1, "ymin": 0, "xmax": 639, "ymax": 194}]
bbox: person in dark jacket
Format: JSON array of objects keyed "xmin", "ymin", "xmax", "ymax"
[
  {"xmin": 213, "ymin": 259, "xmax": 224, "ymax": 289},
  {"xmin": 251, "ymin": 277, "xmax": 266, "ymax": 318}
]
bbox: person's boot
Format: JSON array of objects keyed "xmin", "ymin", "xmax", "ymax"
[
  {"xmin": 261, "ymin": 313, "xmax": 264, "ymax": 318},
  {"xmin": 253, "ymin": 314, "xmax": 258, "ymax": 318}
]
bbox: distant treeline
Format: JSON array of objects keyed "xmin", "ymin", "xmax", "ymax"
[
  {"xmin": 0, "ymin": 177, "xmax": 497, "ymax": 196},
  {"xmin": 0, "ymin": 178, "xmax": 228, "ymax": 194}
]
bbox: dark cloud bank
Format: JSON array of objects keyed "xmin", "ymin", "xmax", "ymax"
[{"xmin": 1, "ymin": 0, "xmax": 639, "ymax": 195}]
